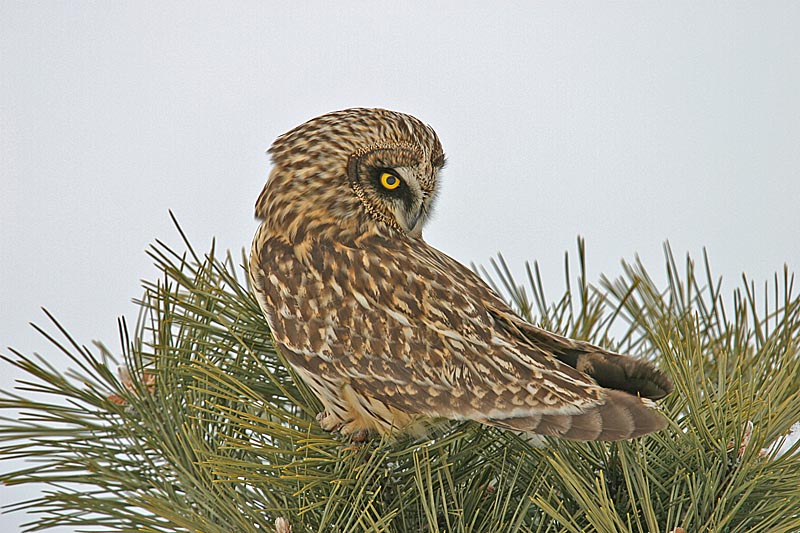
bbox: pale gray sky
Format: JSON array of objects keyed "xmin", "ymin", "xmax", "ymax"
[{"xmin": 2, "ymin": 2, "xmax": 800, "ymax": 531}]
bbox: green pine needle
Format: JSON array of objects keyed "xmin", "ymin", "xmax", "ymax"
[{"xmin": 2, "ymin": 228, "xmax": 799, "ymax": 532}]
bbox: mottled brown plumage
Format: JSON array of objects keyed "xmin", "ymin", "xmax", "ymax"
[{"xmin": 249, "ymin": 108, "xmax": 672, "ymax": 441}]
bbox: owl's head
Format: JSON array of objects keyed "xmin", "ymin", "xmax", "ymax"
[{"xmin": 257, "ymin": 108, "xmax": 446, "ymax": 242}]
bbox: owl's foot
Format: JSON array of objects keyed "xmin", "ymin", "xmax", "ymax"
[
  {"xmin": 316, "ymin": 411, "xmax": 374, "ymax": 443},
  {"xmin": 338, "ymin": 420, "xmax": 375, "ymax": 444},
  {"xmin": 339, "ymin": 429, "xmax": 372, "ymax": 450},
  {"xmin": 316, "ymin": 411, "xmax": 345, "ymax": 433}
]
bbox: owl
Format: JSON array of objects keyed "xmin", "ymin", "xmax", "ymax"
[{"xmin": 249, "ymin": 108, "xmax": 672, "ymax": 441}]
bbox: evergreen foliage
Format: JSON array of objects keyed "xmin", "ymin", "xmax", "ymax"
[{"xmin": 2, "ymin": 225, "xmax": 799, "ymax": 532}]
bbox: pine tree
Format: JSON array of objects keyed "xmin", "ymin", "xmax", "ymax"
[{"xmin": 2, "ymin": 222, "xmax": 799, "ymax": 532}]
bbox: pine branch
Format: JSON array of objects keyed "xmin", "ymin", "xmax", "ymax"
[{"xmin": 2, "ymin": 228, "xmax": 799, "ymax": 532}]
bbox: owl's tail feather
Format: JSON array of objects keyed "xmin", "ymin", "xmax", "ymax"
[
  {"xmin": 481, "ymin": 390, "xmax": 668, "ymax": 441},
  {"xmin": 558, "ymin": 345, "xmax": 674, "ymax": 400}
]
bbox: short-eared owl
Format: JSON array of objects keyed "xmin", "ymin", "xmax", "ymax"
[{"xmin": 250, "ymin": 108, "xmax": 672, "ymax": 441}]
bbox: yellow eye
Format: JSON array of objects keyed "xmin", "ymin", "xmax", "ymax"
[{"xmin": 380, "ymin": 172, "xmax": 401, "ymax": 190}]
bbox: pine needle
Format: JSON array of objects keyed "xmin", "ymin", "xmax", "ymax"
[{"xmin": 2, "ymin": 229, "xmax": 800, "ymax": 532}]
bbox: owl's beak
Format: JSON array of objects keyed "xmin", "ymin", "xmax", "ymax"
[
  {"xmin": 406, "ymin": 205, "xmax": 425, "ymax": 236},
  {"xmin": 407, "ymin": 207, "xmax": 423, "ymax": 230}
]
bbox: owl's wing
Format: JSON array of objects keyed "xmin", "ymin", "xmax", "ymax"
[
  {"xmin": 426, "ymin": 247, "xmax": 673, "ymax": 400},
  {"xmin": 257, "ymin": 235, "xmax": 670, "ymax": 440}
]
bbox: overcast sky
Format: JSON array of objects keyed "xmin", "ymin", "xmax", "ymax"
[{"xmin": 2, "ymin": 2, "xmax": 800, "ymax": 531}]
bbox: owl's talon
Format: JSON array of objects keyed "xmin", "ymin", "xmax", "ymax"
[
  {"xmin": 351, "ymin": 429, "xmax": 370, "ymax": 443},
  {"xmin": 339, "ymin": 429, "xmax": 372, "ymax": 450}
]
